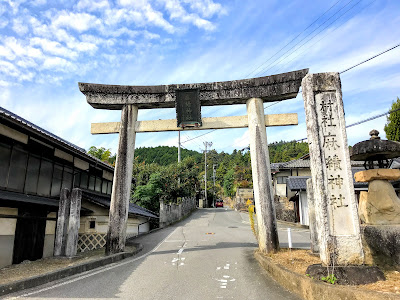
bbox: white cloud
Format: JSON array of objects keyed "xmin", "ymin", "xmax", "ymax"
[
  {"xmin": 0, "ymin": 80, "xmax": 11, "ymax": 87},
  {"xmin": 12, "ymin": 18, "xmax": 29, "ymax": 35},
  {"xmin": 4, "ymin": 0, "xmax": 27, "ymax": 14},
  {"xmin": 0, "ymin": 18, "xmax": 8, "ymax": 28},
  {"xmin": 3, "ymin": 36, "xmax": 43, "ymax": 59},
  {"xmin": 161, "ymin": 0, "xmax": 216, "ymax": 31},
  {"xmin": 30, "ymin": 0, "xmax": 46, "ymax": 6},
  {"xmin": 183, "ymin": 0, "xmax": 227, "ymax": 18},
  {"xmin": 42, "ymin": 56, "xmax": 76, "ymax": 72},
  {"xmin": 30, "ymin": 37, "xmax": 78, "ymax": 59},
  {"xmin": 76, "ymin": 0, "xmax": 109, "ymax": 11},
  {"xmin": 16, "ymin": 57, "xmax": 37, "ymax": 68},
  {"xmin": 117, "ymin": 1, "xmax": 175, "ymax": 33},
  {"xmin": 0, "ymin": 45, "xmax": 16, "ymax": 60},
  {"xmin": 51, "ymin": 11, "xmax": 102, "ymax": 32}
]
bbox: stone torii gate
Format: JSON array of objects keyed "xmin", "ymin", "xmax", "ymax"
[{"xmin": 79, "ymin": 68, "xmax": 308, "ymax": 255}]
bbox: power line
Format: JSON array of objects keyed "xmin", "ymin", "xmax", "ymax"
[
  {"xmin": 296, "ymin": 106, "xmax": 400, "ymax": 142},
  {"xmin": 340, "ymin": 42, "xmax": 400, "ymax": 74},
  {"xmin": 255, "ymin": 0, "xmax": 363, "ymax": 77},
  {"xmin": 244, "ymin": 0, "xmax": 343, "ymax": 78},
  {"xmin": 273, "ymin": 0, "xmax": 377, "ymax": 75}
]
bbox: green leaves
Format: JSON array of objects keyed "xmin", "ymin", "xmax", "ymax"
[{"xmin": 384, "ymin": 97, "xmax": 400, "ymax": 142}]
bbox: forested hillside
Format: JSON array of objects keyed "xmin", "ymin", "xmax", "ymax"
[
  {"xmin": 134, "ymin": 146, "xmax": 203, "ymax": 165},
  {"xmin": 88, "ymin": 141, "xmax": 309, "ymax": 212}
]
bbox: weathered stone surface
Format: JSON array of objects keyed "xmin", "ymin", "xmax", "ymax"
[
  {"xmin": 159, "ymin": 197, "xmax": 196, "ymax": 228},
  {"xmin": 106, "ymin": 105, "xmax": 138, "ymax": 255},
  {"xmin": 355, "ymin": 169, "xmax": 400, "ymax": 182},
  {"xmin": 350, "ymin": 138, "xmax": 400, "ymax": 161},
  {"xmin": 54, "ymin": 188, "xmax": 70, "ymax": 256},
  {"xmin": 79, "ymin": 69, "xmax": 308, "ymax": 109},
  {"xmin": 358, "ymin": 180, "xmax": 400, "ymax": 225},
  {"xmin": 302, "ymin": 72, "xmax": 364, "ymax": 266},
  {"xmin": 91, "ymin": 113, "xmax": 299, "ymax": 134},
  {"xmin": 306, "ymin": 264, "xmax": 385, "ymax": 285},
  {"xmin": 306, "ymin": 178, "xmax": 319, "ymax": 254},
  {"xmin": 361, "ymin": 224, "xmax": 400, "ymax": 266},
  {"xmin": 247, "ymin": 98, "xmax": 279, "ymax": 253},
  {"xmin": 65, "ymin": 188, "xmax": 82, "ymax": 257}
]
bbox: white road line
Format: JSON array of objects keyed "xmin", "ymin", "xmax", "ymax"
[
  {"xmin": 177, "ymin": 248, "xmax": 184, "ymax": 255},
  {"xmin": 9, "ymin": 227, "xmax": 179, "ymax": 299}
]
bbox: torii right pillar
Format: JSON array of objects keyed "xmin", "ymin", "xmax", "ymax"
[{"xmin": 302, "ymin": 72, "xmax": 364, "ymax": 266}]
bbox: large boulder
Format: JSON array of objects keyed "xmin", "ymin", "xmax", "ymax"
[{"xmin": 358, "ymin": 180, "xmax": 400, "ymax": 225}]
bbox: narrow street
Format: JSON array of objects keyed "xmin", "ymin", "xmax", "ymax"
[{"xmin": 7, "ymin": 208, "xmax": 307, "ymax": 300}]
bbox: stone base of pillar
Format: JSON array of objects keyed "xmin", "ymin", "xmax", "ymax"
[
  {"xmin": 306, "ymin": 264, "xmax": 385, "ymax": 285},
  {"xmin": 361, "ymin": 224, "xmax": 400, "ymax": 267}
]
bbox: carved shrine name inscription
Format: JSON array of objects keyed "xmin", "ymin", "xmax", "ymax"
[{"xmin": 316, "ymin": 92, "xmax": 355, "ymax": 235}]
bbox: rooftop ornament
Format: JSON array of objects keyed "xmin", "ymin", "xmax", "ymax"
[{"xmin": 350, "ymin": 129, "xmax": 400, "ymax": 169}]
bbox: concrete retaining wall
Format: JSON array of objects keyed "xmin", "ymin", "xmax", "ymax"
[
  {"xmin": 254, "ymin": 250, "xmax": 400, "ymax": 300},
  {"xmin": 159, "ymin": 197, "xmax": 196, "ymax": 228}
]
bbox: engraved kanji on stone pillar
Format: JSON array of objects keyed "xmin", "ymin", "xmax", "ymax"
[{"xmin": 302, "ymin": 72, "xmax": 364, "ymax": 266}]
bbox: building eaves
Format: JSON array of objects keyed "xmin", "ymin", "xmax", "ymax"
[
  {"xmin": 0, "ymin": 106, "xmax": 113, "ymax": 172},
  {"xmin": 287, "ymin": 176, "xmax": 310, "ymax": 191},
  {"xmin": 82, "ymin": 190, "xmax": 158, "ymax": 219}
]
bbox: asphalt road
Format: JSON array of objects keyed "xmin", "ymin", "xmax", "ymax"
[{"xmin": 7, "ymin": 208, "xmax": 309, "ymax": 300}]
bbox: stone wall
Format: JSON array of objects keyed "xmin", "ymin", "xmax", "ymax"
[
  {"xmin": 274, "ymin": 196, "xmax": 297, "ymax": 223},
  {"xmin": 159, "ymin": 197, "xmax": 196, "ymax": 228}
]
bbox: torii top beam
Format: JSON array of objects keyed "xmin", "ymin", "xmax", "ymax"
[{"xmin": 79, "ymin": 69, "xmax": 308, "ymax": 110}]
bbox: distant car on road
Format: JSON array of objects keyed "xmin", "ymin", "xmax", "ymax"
[{"xmin": 216, "ymin": 199, "xmax": 223, "ymax": 208}]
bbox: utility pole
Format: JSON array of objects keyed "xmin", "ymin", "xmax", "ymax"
[
  {"xmin": 178, "ymin": 131, "xmax": 181, "ymax": 163},
  {"xmin": 213, "ymin": 164, "xmax": 217, "ymax": 207},
  {"xmin": 203, "ymin": 141, "xmax": 212, "ymax": 208}
]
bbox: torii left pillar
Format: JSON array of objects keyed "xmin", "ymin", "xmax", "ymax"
[
  {"xmin": 106, "ymin": 105, "xmax": 138, "ymax": 255},
  {"xmin": 79, "ymin": 68, "xmax": 308, "ymax": 255}
]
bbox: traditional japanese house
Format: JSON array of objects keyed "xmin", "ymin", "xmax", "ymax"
[{"xmin": 0, "ymin": 107, "xmax": 157, "ymax": 268}]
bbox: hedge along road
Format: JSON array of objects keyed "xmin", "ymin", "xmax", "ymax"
[{"xmin": 6, "ymin": 208, "xmax": 308, "ymax": 300}]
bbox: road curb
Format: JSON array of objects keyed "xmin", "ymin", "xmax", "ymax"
[
  {"xmin": 277, "ymin": 220, "xmax": 310, "ymax": 229},
  {"xmin": 0, "ymin": 243, "xmax": 143, "ymax": 297},
  {"xmin": 254, "ymin": 250, "xmax": 400, "ymax": 300}
]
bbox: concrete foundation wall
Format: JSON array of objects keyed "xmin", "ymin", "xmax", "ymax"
[
  {"xmin": 160, "ymin": 197, "xmax": 196, "ymax": 228},
  {"xmin": 43, "ymin": 212, "xmax": 56, "ymax": 258},
  {"xmin": 0, "ymin": 208, "xmax": 17, "ymax": 268}
]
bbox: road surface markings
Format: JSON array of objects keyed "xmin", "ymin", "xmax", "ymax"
[{"xmin": 7, "ymin": 227, "xmax": 180, "ymax": 299}]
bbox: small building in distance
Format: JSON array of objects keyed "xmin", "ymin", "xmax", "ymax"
[{"xmin": 0, "ymin": 107, "xmax": 157, "ymax": 268}]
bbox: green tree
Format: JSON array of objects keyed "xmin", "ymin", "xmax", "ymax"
[
  {"xmin": 384, "ymin": 97, "xmax": 400, "ymax": 142},
  {"xmin": 87, "ymin": 146, "xmax": 116, "ymax": 165},
  {"xmin": 223, "ymin": 169, "xmax": 235, "ymax": 197}
]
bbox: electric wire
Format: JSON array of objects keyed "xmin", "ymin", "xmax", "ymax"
[
  {"xmin": 244, "ymin": 0, "xmax": 343, "ymax": 78},
  {"xmin": 340, "ymin": 42, "xmax": 400, "ymax": 74},
  {"xmin": 295, "ymin": 106, "xmax": 400, "ymax": 142},
  {"xmin": 255, "ymin": 0, "xmax": 363, "ymax": 77}
]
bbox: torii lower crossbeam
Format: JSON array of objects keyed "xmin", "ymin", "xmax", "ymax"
[{"xmin": 79, "ymin": 69, "xmax": 308, "ymax": 255}]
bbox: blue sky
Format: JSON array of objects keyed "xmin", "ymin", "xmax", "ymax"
[{"xmin": 0, "ymin": 0, "xmax": 399, "ymax": 155}]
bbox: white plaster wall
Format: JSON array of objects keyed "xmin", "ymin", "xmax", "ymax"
[
  {"xmin": 43, "ymin": 212, "xmax": 56, "ymax": 258},
  {"xmin": 276, "ymin": 184, "xmax": 287, "ymax": 197},
  {"xmin": 0, "ymin": 208, "xmax": 17, "ymax": 268},
  {"xmin": 299, "ymin": 191, "xmax": 309, "ymax": 226},
  {"xmin": 298, "ymin": 169, "xmax": 311, "ymax": 176}
]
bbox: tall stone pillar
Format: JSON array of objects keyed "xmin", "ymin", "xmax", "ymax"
[
  {"xmin": 54, "ymin": 188, "xmax": 71, "ymax": 256},
  {"xmin": 65, "ymin": 188, "xmax": 82, "ymax": 257},
  {"xmin": 306, "ymin": 178, "xmax": 319, "ymax": 254},
  {"xmin": 302, "ymin": 73, "xmax": 363, "ymax": 265},
  {"xmin": 246, "ymin": 98, "xmax": 279, "ymax": 253},
  {"xmin": 106, "ymin": 105, "xmax": 138, "ymax": 255}
]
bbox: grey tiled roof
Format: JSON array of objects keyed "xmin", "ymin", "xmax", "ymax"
[
  {"xmin": 391, "ymin": 158, "xmax": 400, "ymax": 169},
  {"xmin": 0, "ymin": 106, "xmax": 113, "ymax": 171},
  {"xmin": 287, "ymin": 168, "xmax": 369, "ymax": 191},
  {"xmin": 82, "ymin": 190, "xmax": 158, "ymax": 219},
  {"xmin": 287, "ymin": 176, "xmax": 310, "ymax": 191},
  {"xmin": 272, "ymin": 156, "xmax": 366, "ymax": 170}
]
